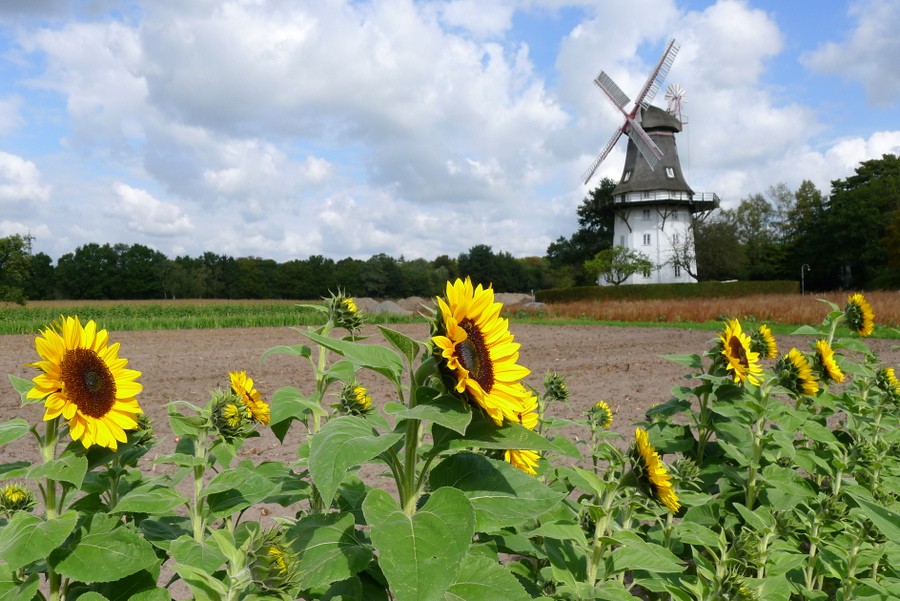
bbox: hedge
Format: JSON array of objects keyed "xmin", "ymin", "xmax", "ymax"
[{"xmin": 535, "ymin": 280, "xmax": 800, "ymax": 303}]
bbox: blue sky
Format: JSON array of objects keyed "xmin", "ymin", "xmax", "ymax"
[{"xmin": 1, "ymin": 0, "xmax": 898, "ymax": 263}]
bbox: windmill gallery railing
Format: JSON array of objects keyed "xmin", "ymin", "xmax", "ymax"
[{"xmin": 614, "ymin": 190, "xmax": 720, "ymax": 210}]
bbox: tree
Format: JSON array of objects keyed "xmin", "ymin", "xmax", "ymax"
[
  {"xmin": 693, "ymin": 209, "xmax": 747, "ymax": 281},
  {"xmin": 817, "ymin": 154, "xmax": 900, "ymax": 288},
  {"xmin": 584, "ymin": 246, "xmax": 653, "ymax": 286},
  {"xmin": 24, "ymin": 251, "xmax": 55, "ymax": 300},
  {"xmin": 0, "ymin": 234, "xmax": 32, "ymax": 304},
  {"xmin": 545, "ymin": 178, "xmax": 617, "ymax": 285}
]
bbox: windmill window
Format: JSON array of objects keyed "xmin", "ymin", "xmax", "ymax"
[
  {"xmin": 665, "ymin": 167, "xmax": 675, "ymax": 178},
  {"xmin": 672, "ymin": 211, "xmax": 679, "ymax": 220},
  {"xmin": 642, "ymin": 209, "xmax": 651, "ymax": 220},
  {"xmin": 643, "ymin": 233, "xmax": 651, "ymax": 245},
  {"xmin": 623, "ymin": 171, "xmax": 631, "ymax": 182},
  {"xmin": 673, "ymin": 233, "xmax": 680, "ymax": 245},
  {"xmin": 619, "ymin": 235, "xmax": 626, "ymax": 247},
  {"xmin": 642, "ymin": 267, "xmax": 651, "ymax": 278},
  {"xmin": 674, "ymin": 264, "xmax": 682, "ymax": 277}
]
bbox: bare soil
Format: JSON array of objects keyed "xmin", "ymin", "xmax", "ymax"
[{"xmin": 4, "ymin": 323, "xmax": 898, "ymax": 469}]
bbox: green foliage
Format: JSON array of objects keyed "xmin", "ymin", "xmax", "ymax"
[
  {"xmin": 3, "ymin": 289, "xmax": 898, "ymax": 599},
  {"xmin": 0, "ymin": 234, "xmax": 32, "ymax": 305},
  {"xmin": 546, "ymin": 178, "xmax": 617, "ymax": 285},
  {"xmin": 537, "ymin": 279, "xmax": 800, "ymax": 303},
  {"xmin": 584, "ymin": 247, "xmax": 653, "ymax": 286}
]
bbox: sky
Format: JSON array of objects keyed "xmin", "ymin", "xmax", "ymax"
[{"xmin": 0, "ymin": 0, "xmax": 898, "ymax": 264}]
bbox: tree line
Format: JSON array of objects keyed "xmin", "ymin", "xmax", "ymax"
[
  {"xmin": 1, "ymin": 155, "xmax": 897, "ymax": 303},
  {"xmin": 547, "ymin": 154, "xmax": 899, "ymax": 291},
  {"xmin": 1, "ymin": 239, "xmax": 555, "ymax": 302}
]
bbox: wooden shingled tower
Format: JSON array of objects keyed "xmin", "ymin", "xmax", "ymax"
[{"xmin": 583, "ymin": 39, "xmax": 718, "ymax": 284}]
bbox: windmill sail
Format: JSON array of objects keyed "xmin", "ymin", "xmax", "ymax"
[
  {"xmin": 624, "ymin": 118, "xmax": 663, "ymax": 170},
  {"xmin": 583, "ymin": 126, "xmax": 624, "ymax": 184},
  {"xmin": 634, "ymin": 39, "xmax": 680, "ymax": 111},
  {"xmin": 594, "ymin": 72, "xmax": 630, "ymax": 110},
  {"xmin": 584, "ymin": 38, "xmax": 680, "ymax": 184}
]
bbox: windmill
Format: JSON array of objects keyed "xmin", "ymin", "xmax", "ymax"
[
  {"xmin": 583, "ymin": 38, "xmax": 680, "ymax": 184},
  {"xmin": 583, "ymin": 38, "xmax": 718, "ymax": 285}
]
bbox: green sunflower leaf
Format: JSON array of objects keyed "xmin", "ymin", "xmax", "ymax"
[
  {"xmin": 377, "ymin": 325, "xmax": 421, "ymax": 366},
  {"xmin": 8, "ymin": 375, "xmax": 38, "ymax": 406},
  {"xmin": 431, "ymin": 418, "xmax": 559, "ymax": 455},
  {"xmin": 27, "ymin": 453, "xmax": 88, "ymax": 488},
  {"xmin": 51, "ymin": 514, "xmax": 158, "ymax": 583},
  {"xmin": 298, "ymin": 330, "xmax": 403, "ymax": 385},
  {"xmin": 0, "ymin": 509, "xmax": 78, "ymax": 570},
  {"xmin": 204, "ymin": 462, "xmax": 280, "ymax": 519},
  {"xmin": 261, "ymin": 343, "xmax": 312, "ymax": 361},
  {"xmin": 0, "ymin": 418, "xmax": 29, "ymax": 447},
  {"xmin": 429, "ymin": 452, "xmax": 565, "ymax": 532},
  {"xmin": 308, "ymin": 416, "xmax": 403, "ymax": 509},
  {"xmin": 606, "ymin": 532, "xmax": 684, "ymax": 574},
  {"xmin": 845, "ymin": 488, "xmax": 900, "ymax": 541},
  {"xmin": 387, "ymin": 386, "xmax": 471, "ymax": 435},
  {"xmin": 0, "ymin": 562, "xmax": 40, "ymax": 600},
  {"xmin": 362, "ymin": 487, "xmax": 474, "ymax": 601},
  {"xmin": 287, "ymin": 512, "xmax": 372, "ymax": 590},
  {"xmin": 169, "ymin": 536, "xmax": 227, "ymax": 574},
  {"xmin": 112, "ymin": 482, "xmax": 188, "ymax": 515},
  {"xmin": 443, "ymin": 553, "xmax": 531, "ymax": 601}
]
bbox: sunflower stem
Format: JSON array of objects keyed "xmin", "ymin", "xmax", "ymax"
[
  {"xmin": 40, "ymin": 418, "xmax": 63, "ymax": 601},
  {"xmin": 586, "ymin": 487, "xmax": 616, "ymax": 588},
  {"xmin": 401, "ymin": 374, "xmax": 421, "ymax": 515},
  {"xmin": 191, "ymin": 429, "xmax": 209, "ymax": 542}
]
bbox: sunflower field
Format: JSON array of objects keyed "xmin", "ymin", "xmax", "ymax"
[{"xmin": 1, "ymin": 281, "xmax": 898, "ymax": 600}]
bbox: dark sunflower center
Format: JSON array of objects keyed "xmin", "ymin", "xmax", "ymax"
[
  {"xmin": 457, "ymin": 318, "xmax": 494, "ymax": 392},
  {"xmin": 728, "ymin": 336, "xmax": 748, "ymax": 368},
  {"xmin": 60, "ymin": 348, "xmax": 117, "ymax": 418}
]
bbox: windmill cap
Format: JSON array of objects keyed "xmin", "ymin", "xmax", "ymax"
[{"xmin": 641, "ymin": 105, "xmax": 682, "ymax": 132}]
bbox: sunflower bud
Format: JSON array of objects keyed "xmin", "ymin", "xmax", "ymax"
[
  {"xmin": 875, "ymin": 367, "xmax": 900, "ymax": 402},
  {"xmin": 543, "ymin": 372, "xmax": 569, "ymax": 404},
  {"xmin": 212, "ymin": 391, "xmax": 254, "ymax": 442},
  {"xmin": 587, "ymin": 400, "xmax": 613, "ymax": 430},
  {"xmin": 671, "ymin": 457, "xmax": 701, "ymax": 488},
  {"xmin": 128, "ymin": 413, "xmax": 155, "ymax": 448},
  {"xmin": 0, "ymin": 483, "xmax": 35, "ymax": 514},
  {"xmin": 844, "ymin": 293, "xmax": 875, "ymax": 336},
  {"xmin": 750, "ymin": 324, "xmax": 778, "ymax": 359},
  {"xmin": 338, "ymin": 382, "xmax": 373, "ymax": 416},
  {"xmin": 327, "ymin": 289, "xmax": 365, "ymax": 333},
  {"xmin": 248, "ymin": 529, "xmax": 299, "ymax": 593}
]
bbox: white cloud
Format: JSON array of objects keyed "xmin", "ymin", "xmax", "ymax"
[
  {"xmin": 0, "ymin": 96, "xmax": 24, "ymax": 135},
  {"xmin": 438, "ymin": 0, "xmax": 514, "ymax": 38},
  {"xmin": 0, "ymin": 151, "xmax": 51, "ymax": 205},
  {"xmin": 802, "ymin": 0, "xmax": 900, "ymax": 106},
  {"xmin": 21, "ymin": 21, "xmax": 148, "ymax": 152},
  {"xmin": 3, "ymin": 1, "xmax": 898, "ymax": 264},
  {"xmin": 109, "ymin": 183, "xmax": 194, "ymax": 236}
]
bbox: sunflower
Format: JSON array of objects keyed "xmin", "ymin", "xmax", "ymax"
[
  {"xmin": 777, "ymin": 348, "xmax": 819, "ymax": 397},
  {"xmin": 230, "ymin": 371, "xmax": 270, "ymax": 425},
  {"xmin": 504, "ymin": 449, "xmax": 540, "ymax": 476},
  {"xmin": 875, "ymin": 367, "xmax": 900, "ymax": 400},
  {"xmin": 718, "ymin": 319, "xmax": 764, "ymax": 386},
  {"xmin": 844, "ymin": 293, "xmax": 874, "ymax": 336},
  {"xmin": 588, "ymin": 400, "xmax": 613, "ymax": 430},
  {"xmin": 27, "ymin": 316, "xmax": 143, "ymax": 450},
  {"xmin": 631, "ymin": 428, "xmax": 680, "ymax": 513},
  {"xmin": 432, "ymin": 277, "xmax": 532, "ymax": 426},
  {"xmin": 339, "ymin": 382, "xmax": 373, "ymax": 416},
  {"xmin": 814, "ymin": 340, "xmax": 844, "ymax": 383},
  {"xmin": 752, "ymin": 324, "xmax": 778, "ymax": 359}
]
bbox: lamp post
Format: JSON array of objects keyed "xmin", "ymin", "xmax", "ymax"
[{"xmin": 801, "ymin": 264, "xmax": 810, "ymax": 295}]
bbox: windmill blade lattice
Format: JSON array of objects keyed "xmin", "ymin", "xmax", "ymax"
[{"xmin": 584, "ymin": 38, "xmax": 680, "ymax": 185}]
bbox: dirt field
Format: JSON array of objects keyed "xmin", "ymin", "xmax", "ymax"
[{"xmin": 4, "ymin": 322, "xmax": 898, "ymax": 470}]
